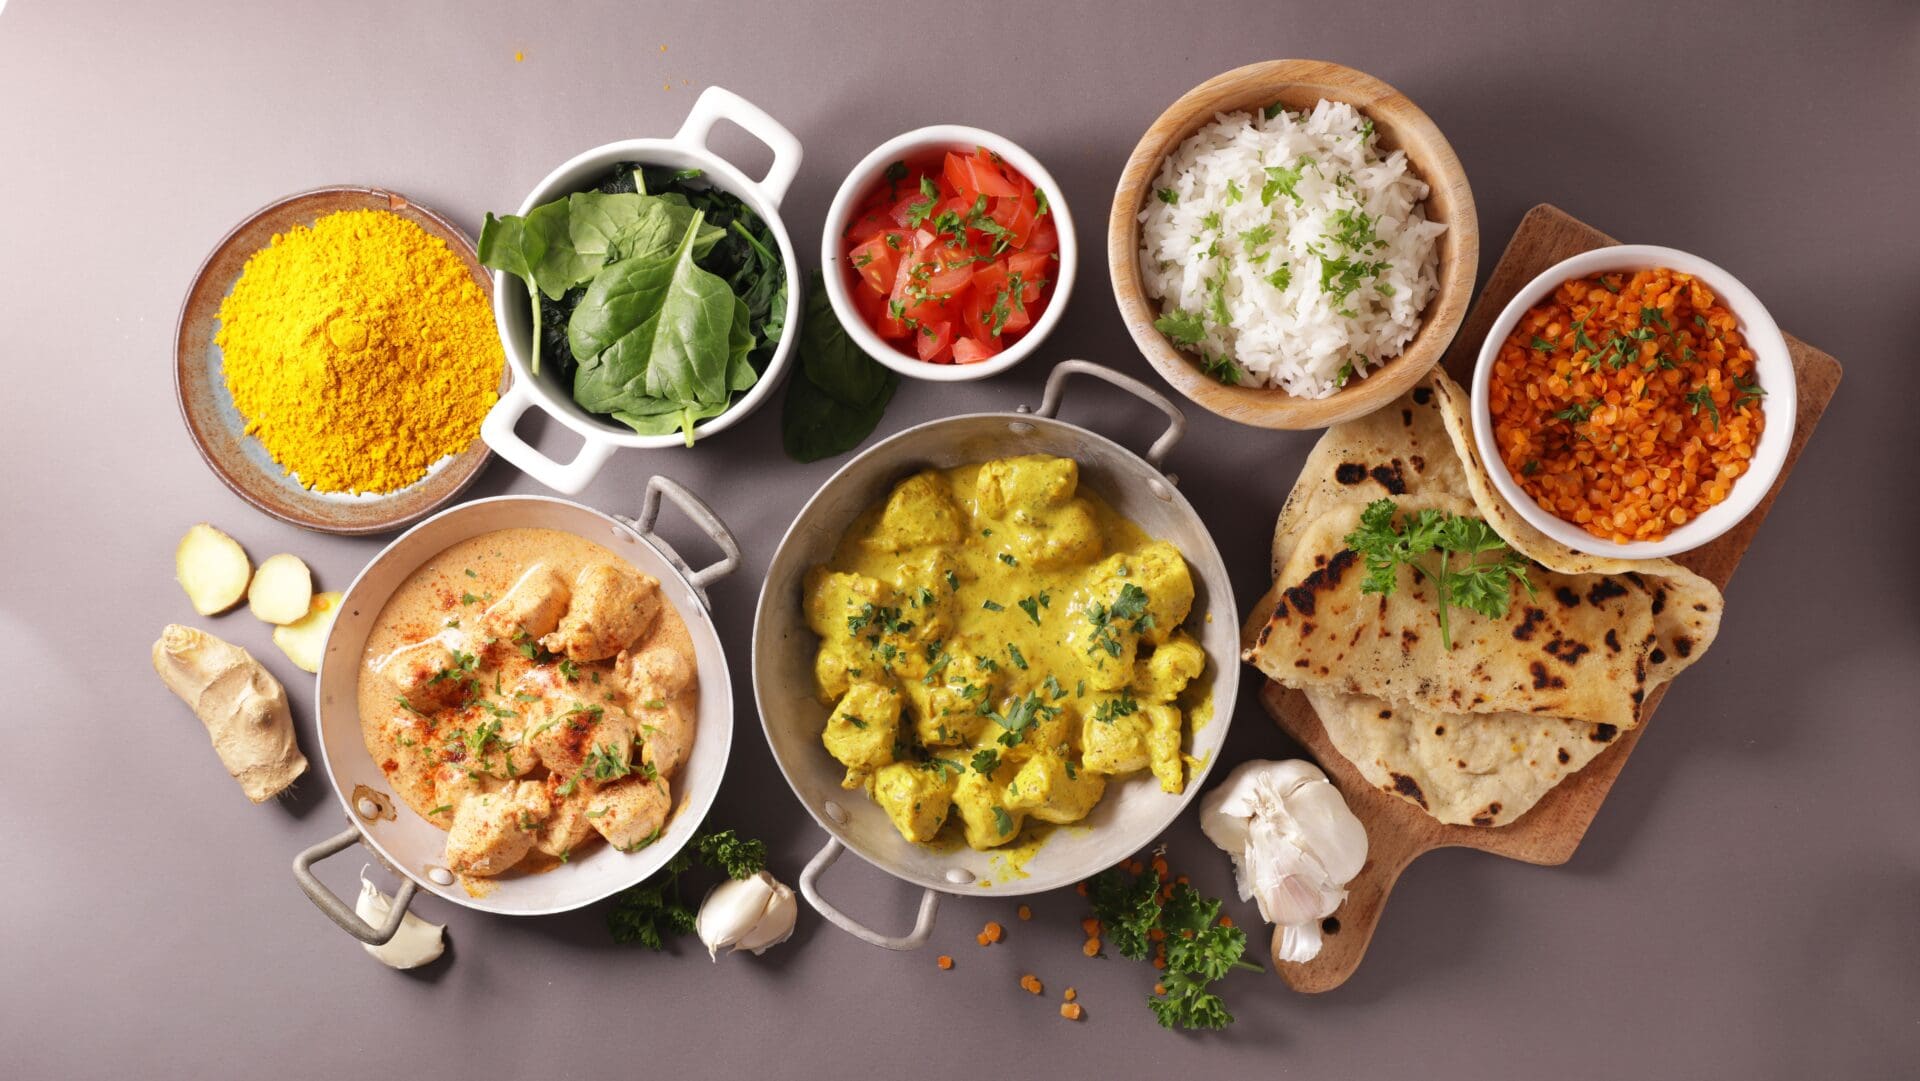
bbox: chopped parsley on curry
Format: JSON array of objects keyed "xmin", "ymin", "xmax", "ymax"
[{"xmin": 803, "ymin": 454, "xmax": 1209, "ymax": 851}]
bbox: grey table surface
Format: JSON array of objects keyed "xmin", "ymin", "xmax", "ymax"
[{"xmin": 3, "ymin": 0, "xmax": 1915, "ymax": 1076}]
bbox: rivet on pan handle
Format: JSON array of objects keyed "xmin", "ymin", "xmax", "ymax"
[
  {"xmin": 1031, "ymin": 359, "xmax": 1187, "ymax": 471},
  {"xmin": 798, "ymin": 834, "xmax": 940, "ymax": 951},
  {"xmin": 292, "ymin": 826, "xmax": 417, "ymax": 946},
  {"xmin": 634, "ymin": 475, "xmax": 742, "ymax": 594}
]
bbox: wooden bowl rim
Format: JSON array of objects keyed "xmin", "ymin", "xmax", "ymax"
[
  {"xmin": 1108, "ymin": 58, "xmax": 1479, "ymax": 430},
  {"xmin": 172, "ymin": 186, "xmax": 505, "ymax": 536}
]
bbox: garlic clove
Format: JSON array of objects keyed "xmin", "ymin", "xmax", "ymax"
[
  {"xmin": 698, "ymin": 873, "xmax": 775, "ymax": 961},
  {"xmin": 355, "ymin": 873, "xmax": 446, "ymax": 970},
  {"xmin": 1274, "ymin": 920, "xmax": 1323, "ymax": 966},
  {"xmin": 736, "ymin": 878, "xmax": 797, "ymax": 955},
  {"xmin": 1197, "ymin": 759, "xmax": 1368, "ymax": 964},
  {"xmin": 1283, "ymin": 779, "xmax": 1369, "ymax": 883}
]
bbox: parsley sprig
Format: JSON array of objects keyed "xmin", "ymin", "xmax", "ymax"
[
  {"xmin": 1087, "ymin": 862, "xmax": 1260, "ymax": 1031},
  {"xmin": 607, "ymin": 828, "xmax": 768, "ymax": 949},
  {"xmin": 1343, "ymin": 499, "xmax": 1535, "ymax": 650}
]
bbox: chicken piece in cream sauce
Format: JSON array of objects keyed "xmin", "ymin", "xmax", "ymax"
[{"xmin": 357, "ymin": 528, "xmax": 699, "ymax": 883}]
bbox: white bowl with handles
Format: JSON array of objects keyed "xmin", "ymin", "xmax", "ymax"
[{"xmin": 481, "ymin": 87, "xmax": 805, "ymax": 494}]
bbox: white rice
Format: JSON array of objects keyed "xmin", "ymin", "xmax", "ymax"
[{"xmin": 1137, "ymin": 99, "xmax": 1446, "ymax": 397}]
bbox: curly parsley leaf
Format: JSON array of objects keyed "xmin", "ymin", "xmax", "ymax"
[{"xmin": 1343, "ymin": 499, "xmax": 1535, "ymax": 650}]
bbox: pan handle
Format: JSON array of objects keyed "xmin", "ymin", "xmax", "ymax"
[
  {"xmin": 633, "ymin": 475, "xmax": 742, "ymax": 592},
  {"xmin": 798, "ymin": 835, "xmax": 940, "ymax": 951},
  {"xmin": 1032, "ymin": 359, "xmax": 1187, "ymax": 471},
  {"xmin": 293, "ymin": 827, "xmax": 418, "ymax": 946}
]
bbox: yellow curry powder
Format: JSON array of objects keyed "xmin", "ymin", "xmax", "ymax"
[{"xmin": 215, "ymin": 209, "xmax": 504, "ymax": 494}]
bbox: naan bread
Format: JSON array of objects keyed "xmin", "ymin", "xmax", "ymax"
[
  {"xmin": 1303, "ymin": 690, "xmax": 1614, "ymax": 826},
  {"xmin": 1253, "ymin": 492, "xmax": 1662, "ymax": 732},
  {"xmin": 1241, "ymin": 371, "xmax": 1727, "ymax": 826}
]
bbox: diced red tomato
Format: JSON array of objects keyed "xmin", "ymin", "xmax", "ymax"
[
  {"xmin": 1026, "ymin": 214, "xmax": 1058, "ymax": 255},
  {"xmin": 987, "ymin": 194, "xmax": 1036, "ymax": 250},
  {"xmin": 952, "ymin": 336, "xmax": 1002, "ymax": 364},
  {"xmin": 916, "ymin": 321, "xmax": 954, "ymax": 363},
  {"xmin": 850, "ymin": 280, "xmax": 908, "ymax": 340},
  {"xmin": 943, "ymin": 149, "xmax": 1020, "ymax": 202},
  {"xmin": 843, "ymin": 147, "xmax": 1059, "ymax": 364},
  {"xmin": 848, "ymin": 235, "xmax": 901, "ymax": 295},
  {"xmin": 1006, "ymin": 251, "xmax": 1052, "ymax": 303}
]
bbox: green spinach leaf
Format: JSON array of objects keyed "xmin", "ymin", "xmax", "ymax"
[{"xmin": 781, "ymin": 273, "xmax": 898, "ymax": 462}]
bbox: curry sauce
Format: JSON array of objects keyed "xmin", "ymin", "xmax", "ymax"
[{"xmin": 805, "ymin": 455, "xmax": 1210, "ymax": 852}]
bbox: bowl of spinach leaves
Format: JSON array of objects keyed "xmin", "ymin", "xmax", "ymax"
[{"xmin": 477, "ymin": 87, "xmax": 803, "ymax": 494}]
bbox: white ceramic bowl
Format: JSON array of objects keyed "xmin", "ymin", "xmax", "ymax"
[
  {"xmin": 481, "ymin": 87, "xmax": 804, "ymax": 494},
  {"xmin": 1471, "ymin": 244, "xmax": 1796, "ymax": 559},
  {"xmin": 820, "ymin": 125, "xmax": 1076, "ymax": 382}
]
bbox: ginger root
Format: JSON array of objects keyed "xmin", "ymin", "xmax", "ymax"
[{"xmin": 153, "ymin": 624, "xmax": 308, "ymax": 802}]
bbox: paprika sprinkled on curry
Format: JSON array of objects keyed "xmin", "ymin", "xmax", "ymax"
[
  {"xmin": 215, "ymin": 209, "xmax": 504, "ymax": 494},
  {"xmin": 1487, "ymin": 267, "xmax": 1765, "ymax": 543}
]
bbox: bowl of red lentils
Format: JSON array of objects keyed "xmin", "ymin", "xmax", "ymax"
[{"xmin": 1471, "ymin": 245, "xmax": 1795, "ymax": 558}]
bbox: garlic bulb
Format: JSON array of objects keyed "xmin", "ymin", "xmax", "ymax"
[
  {"xmin": 1198, "ymin": 759, "xmax": 1367, "ymax": 965},
  {"xmin": 354, "ymin": 872, "xmax": 446, "ymax": 970},
  {"xmin": 697, "ymin": 871, "xmax": 797, "ymax": 960}
]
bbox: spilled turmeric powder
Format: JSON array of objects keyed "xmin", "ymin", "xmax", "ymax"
[{"xmin": 215, "ymin": 209, "xmax": 504, "ymax": 494}]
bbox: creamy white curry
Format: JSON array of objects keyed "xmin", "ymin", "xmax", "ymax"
[
  {"xmin": 805, "ymin": 454, "xmax": 1209, "ymax": 851},
  {"xmin": 357, "ymin": 527, "xmax": 698, "ymax": 881}
]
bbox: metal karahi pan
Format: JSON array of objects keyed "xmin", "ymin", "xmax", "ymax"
[
  {"xmin": 292, "ymin": 478, "xmax": 739, "ymax": 945},
  {"xmin": 752, "ymin": 361, "xmax": 1239, "ymax": 949}
]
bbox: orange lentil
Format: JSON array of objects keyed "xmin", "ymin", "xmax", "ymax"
[
  {"xmin": 937, "ymin": 955, "xmax": 953, "ymax": 970},
  {"xmin": 1123, "ymin": 859, "xmax": 1144, "ymax": 874},
  {"xmin": 1148, "ymin": 927, "xmax": 1166, "ymax": 942},
  {"xmin": 1064, "ymin": 987, "xmax": 1078, "ymax": 1002},
  {"xmin": 1060, "ymin": 1002, "xmax": 1084, "ymax": 1021},
  {"xmin": 1488, "ymin": 267, "xmax": 1765, "ymax": 543},
  {"xmin": 1082, "ymin": 938, "xmax": 1101, "ymax": 957},
  {"xmin": 1075, "ymin": 882, "xmax": 1089, "ymax": 896},
  {"xmin": 981, "ymin": 921, "xmax": 1004, "ymax": 944},
  {"xmin": 1154, "ymin": 982, "xmax": 1166, "ymax": 995},
  {"xmin": 1081, "ymin": 917, "xmax": 1102, "ymax": 937},
  {"xmin": 1219, "ymin": 915, "xmax": 1234, "ymax": 928},
  {"xmin": 1150, "ymin": 855, "xmax": 1170, "ymax": 878},
  {"xmin": 1017, "ymin": 904, "xmax": 1032, "ymax": 921},
  {"xmin": 1020, "ymin": 974, "xmax": 1044, "ymax": 995}
]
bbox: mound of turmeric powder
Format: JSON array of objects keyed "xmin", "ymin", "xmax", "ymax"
[{"xmin": 215, "ymin": 209, "xmax": 504, "ymax": 494}]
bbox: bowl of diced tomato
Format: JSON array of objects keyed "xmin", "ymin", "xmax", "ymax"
[{"xmin": 822, "ymin": 125, "xmax": 1075, "ymax": 380}]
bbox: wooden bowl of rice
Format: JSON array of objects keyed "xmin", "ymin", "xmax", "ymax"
[{"xmin": 1110, "ymin": 59, "xmax": 1478, "ymax": 430}]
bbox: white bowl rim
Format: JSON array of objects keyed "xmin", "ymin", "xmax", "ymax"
[
  {"xmin": 819, "ymin": 124, "xmax": 1077, "ymax": 383},
  {"xmin": 1469, "ymin": 243, "xmax": 1797, "ymax": 559},
  {"xmin": 489, "ymin": 134, "xmax": 803, "ymax": 448}
]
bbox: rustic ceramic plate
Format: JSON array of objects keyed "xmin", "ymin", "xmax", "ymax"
[{"xmin": 173, "ymin": 187, "xmax": 505, "ymax": 535}]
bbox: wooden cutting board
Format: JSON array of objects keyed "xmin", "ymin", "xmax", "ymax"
[{"xmin": 1260, "ymin": 203, "xmax": 1843, "ymax": 992}]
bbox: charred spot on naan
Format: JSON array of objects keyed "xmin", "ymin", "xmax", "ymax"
[
  {"xmin": 1590, "ymin": 723, "xmax": 1618, "ymax": 743},
  {"xmin": 1512, "ymin": 606, "xmax": 1548, "ymax": 641},
  {"xmin": 1274, "ymin": 548, "xmax": 1357, "ymax": 620},
  {"xmin": 1389, "ymin": 771, "xmax": 1427, "ymax": 808},
  {"xmin": 1470, "ymin": 802, "xmax": 1503, "ymax": 827}
]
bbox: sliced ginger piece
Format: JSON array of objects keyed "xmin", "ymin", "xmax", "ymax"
[
  {"xmin": 176, "ymin": 524, "xmax": 251, "ymax": 615},
  {"xmin": 249, "ymin": 553, "xmax": 314, "ymax": 625},
  {"xmin": 273, "ymin": 591, "xmax": 342, "ymax": 673}
]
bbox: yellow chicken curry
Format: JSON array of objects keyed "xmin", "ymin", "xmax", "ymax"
[
  {"xmin": 357, "ymin": 528, "xmax": 699, "ymax": 883},
  {"xmin": 804, "ymin": 455, "xmax": 1209, "ymax": 851}
]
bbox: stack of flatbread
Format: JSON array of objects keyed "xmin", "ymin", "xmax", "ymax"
[{"xmin": 1242, "ymin": 372, "xmax": 1725, "ymax": 827}]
